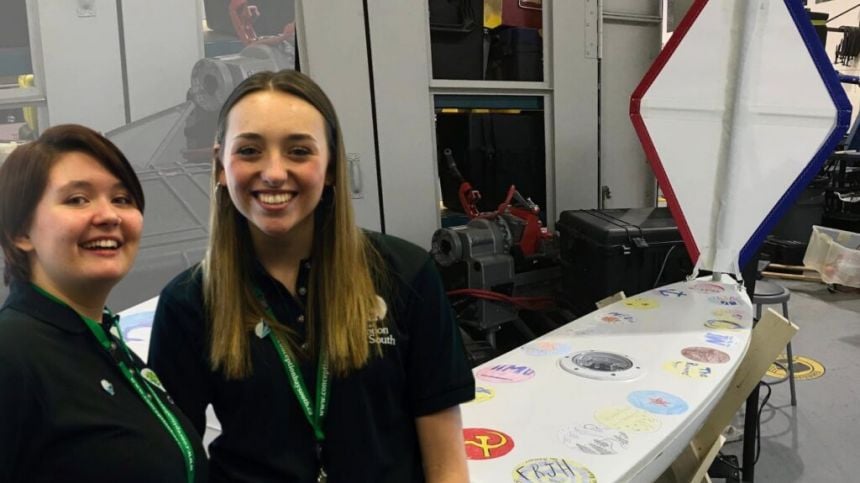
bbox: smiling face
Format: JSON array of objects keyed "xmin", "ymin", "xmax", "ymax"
[
  {"xmin": 218, "ymin": 90, "xmax": 331, "ymax": 252},
  {"xmin": 14, "ymin": 151, "xmax": 143, "ymax": 297}
]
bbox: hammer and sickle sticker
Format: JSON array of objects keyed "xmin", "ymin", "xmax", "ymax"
[{"xmin": 462, "ymin": 428, "xmax": 515, "ymax": 460}]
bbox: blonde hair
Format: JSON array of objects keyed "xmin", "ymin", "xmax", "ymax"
[{"xmin": 204, "ymin": 70, "xmax": 385, "ymax": 378}]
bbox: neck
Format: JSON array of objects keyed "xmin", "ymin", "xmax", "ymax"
[
  {"xmin": 31, "ymin": 279, "xmax": 108, "ymax": 322},
  {"xmin": 251, "ymin": 221, "xmax": 314, "ymax": 293}
]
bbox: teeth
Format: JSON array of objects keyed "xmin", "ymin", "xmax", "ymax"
[
  {"xmin": 83, "ymin": 239, "xmax": 119, "ymax": 249},
  {"xmin": 258, "ymin": 192, "xmax": 294, "ymax": 204}
]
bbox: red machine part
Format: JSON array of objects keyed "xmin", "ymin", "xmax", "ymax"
[{"xmin": 229, "ymin": 0, "xmax": 295, "ymax": 46}]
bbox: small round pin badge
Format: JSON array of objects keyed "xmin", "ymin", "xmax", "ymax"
[
  {"xmin": 255, "ymin": 320, "xmax": 271, "ymax": 339},
  {"xmin": 141, "ymin": 368, "xmax": 166, "ymax": 392},
  {"xmin": 101, "ymin": 379, "xmax": 115, "ymax": 396}
]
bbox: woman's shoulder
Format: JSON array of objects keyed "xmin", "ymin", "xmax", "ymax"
[
  {"xmin": 159, "ymin": 264, "xmax": 204, "ymax": 305},
  {"xmin": 364, "ymin": 231, "xmax": 433, "ymax": 280}
]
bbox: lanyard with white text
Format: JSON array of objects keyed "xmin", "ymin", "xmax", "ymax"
[
  {"xmin": 31, "ymin": 284, "xmax": 196, "ymax": 483},
  {"xmin": 254, "ymin": 286, "xmax": 330, "ymax": 482}
]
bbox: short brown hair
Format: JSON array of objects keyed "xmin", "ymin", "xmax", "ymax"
[{"xmin": 0, "ymin": 124, "xmax": 144, "ymax": 285}]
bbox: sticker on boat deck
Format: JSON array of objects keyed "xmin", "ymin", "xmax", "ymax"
[
  {"xmin": 463, "ymin": 428, "xmax": 515, "ymax": 460},
  {"xmin": 658, "ymin": 288, "xmax": 687, "ymax": 297},
  {"xmin": 595, "ymin": 311, "xmax": 636, "ymax": 325},
  {"xmin": 566, "ymin": 324, "xmax": 614, "ymax": 336},
  {"xmin": 712, "ymin": 308, "xmax": 747, "ymax": 321},
  {"xmin": 704, "ymin": 319, "xmax": 743, "ymax": 331},
  {"xmin": 512, "ymin": 457, "xmax": 597, "ymax": 483},
  {"xmin": 595, "ymin": 405, "xmax": 661, "ymax": 433},
  {"xmin": 558, "ymin": 423, "xmax": 630, "ymax": 455},
  {"xmin": 708, "ymin": 295, "xmax": 742, "ymax": 306},
  {"xmin": 471, "ymin": 386, "xmax": 495, "ymax": 403},
  {"xmin": 118, "ymin": 311, "xmax": 155, "ymax": 341},
  {"xmin": 766, "ymin": 355, "xmax": 825, "ymax": 381},
  {"xmin": 622, "ymin": 297, "xmax": 660, "ymax": 310},
  {"xmin": 477, "ymin": 364, "xmax": 536, "ymax": 383},
  {"xmin": 704, "ymin": 332, "xmax": 737, "ymax": 348},
  {"xmin": 627, "ymin": 390, "xmax": 689, "ymax": 415},
  {"xmin": 682, "ymin": 347, "xmax": 730, "ymax": 364},
  {"xmin": 663, "ymin": 360, "xmax": 713, "ymax": 379},
  {"xmin": 690, "ymin": 282, "xmax": 725, "ymax": 294},
  {"xmin": 522, "ymin": 340, "xmax": 572, "ymax": 356}
]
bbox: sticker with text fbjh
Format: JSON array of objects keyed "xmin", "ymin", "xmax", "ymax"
[{"xmin": 512, "ymin": 457, "xmax": 597, "ymax": 483}]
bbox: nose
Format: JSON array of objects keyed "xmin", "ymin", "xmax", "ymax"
[
  {"xmin": 261, "ymin": 153, "xmax": 289, "ymax": 187},
  {"xmin": 93, "ymin": 199, "xmax": 122, "ymax": 227}
]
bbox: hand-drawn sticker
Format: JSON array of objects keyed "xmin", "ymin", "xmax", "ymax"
[
  {"xmin": 627, "ymin": 390, "xmax": 689, "ymax": 415},
  {"xmin": 704, "ymin": 319, "xmax": 743, "ymax": 331},
  {"xmin": 663, "ymin": 360, "xmax": 713, "ymax": 379},
  {"xmin": 595, "ymin": 405, "xmax": 661, "ymax": 433},
  {"xmin": 477, "ymin": 364, "xmax": 536, "ymax": 383},
  {"xmin": 682, "ymin": 346, "xmax": 730, "ymax": 364},
  {"xmin": 712, "ymin": 307, "xmax": 747, "ymax": 321},
  {"xmin": 558, "ymin": 423, "xmax": 630, "ymax": 455},
  {"xmin": 690, "ymin": 282, "xmax": 725, "ymax": 294},
  {"xmin": 622, "ymin": 297, "xmax": 659, "ymax": 310},
  {"xmin": 463, "ymin": 428, "xmax": 515, "ymax": 460},
  {"xmin": 658, "ymin": 288, "xmax": 687, "ymax": 297},
  {"xmin": 471, "ymin": 386, "xmax": 495, "ymax": 403},
  {"xmin": 704, "ymin": 332, "xmax": 737, "ymax": 348},
  {"xmin": 766, "ymin": 355, "xmax": 825, "ymax": 381},
  {"xmin": 512, "ymin": 457, "xmax": 597, "ymax": 483},
  {"xmin": 708, "ymin": 295, "xmax": 742, "ymax": 306},
  {"xmin": 595, "ymin": 311, "xmax": 636, "ymax": 325},
  {"xmin": 566, "ymin": 324, "xmax": 614, "ymax": 337},
  {"xmin": 522, "ymin": 340, "xmax": 572, "ymax": 356}
]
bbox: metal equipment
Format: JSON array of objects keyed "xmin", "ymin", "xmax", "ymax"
[{"xmin": 431, "ymin": 148, "xmax": 559, "ymax": 348}]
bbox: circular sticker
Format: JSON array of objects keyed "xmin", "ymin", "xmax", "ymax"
[
  {"xmin": 682, "ymin": 346, "xmax": 730, "ymax": 364},
  {"xmin": 657, "ymin": 288, "xmax": 688, "ymax": 298},
  {"xmin": 472, "ymin": 386, "xmax": 496, "ymax": 403},
  {"xmin": 704, "ymin": 319, "xmax": 743, "ymax": 331},
  {"xmin": 477, "ymin": 364, "xmax": 536, "ymax": 383},
  {"xmin": 566, "ymin": 324, "xmax": 614, "ymax": 337},
  {"xmin": 663, "ymin": 360, "xmax": 713, "ymax": 379},
  {"xmin": 558, "ymin": 423, "xmax": 630, "ymax": 455},
  {"xmin": 708, "ymin": 295, "xmax": 742, "ymax": 306},
  {"xmin": 622, "ymin": 297, "xmax": 660, "ymax": 310},
  {"xmin": 522, "ymin": 340, "xmax": 572, "ymax": 356},
  {"xmin": 704, "ymin": 332, "xmax": 737, "ymax": 348},
  {"xmin": 595, "ymin": 405, "xmax": 661, "ymax": 433},
  {"xmin": 595, "ymin": 311, "xmax": 636, "ymax": 325},
  {"xmin": 463, "ymin": 428, "xmax": 515, "ymax": 460},
  {"xmin": 627, "ymin": 390, "xmax": 689, "ymax": 415},
  {"xmin": 512, "ymin": 457, "xmax": 597, "ymax": 483},
  {"xmin": 766, "ymin": 355, "xmax": 825, "ymax": 381},
  {"xmin": 712, "ymin": 307, "xmax": 747, "ymax": 321},
  {"xmin": 691, "ymin": 282, "xmax": 725, "ymax": 294},
  {"xmin": 118, "ymin": 311, "xmax": 155, "ymax": 341}
]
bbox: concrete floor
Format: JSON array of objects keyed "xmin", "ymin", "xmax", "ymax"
[{"xmin": 720, "ymin": 279, "xmax": 860, "ymax": 482}]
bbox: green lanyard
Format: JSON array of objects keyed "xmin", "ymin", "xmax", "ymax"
[
  {"xmin": 254, "ymin": 287, "xmax": 330, "ymax": 480},
  {"xmin": 32, "ymin": 284, "xmax": 196, "ymax": 483}
]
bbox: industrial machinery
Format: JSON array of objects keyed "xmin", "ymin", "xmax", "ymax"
[{"xmin": 431, "ymin": 148, "xmax": 560, "ymax": 349}]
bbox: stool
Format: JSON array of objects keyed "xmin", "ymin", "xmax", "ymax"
[{"xmin": 753, "ymin": 280, "xmax": 797, "ymax": 406}]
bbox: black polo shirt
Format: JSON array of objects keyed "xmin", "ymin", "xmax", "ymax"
[
  {"xmin": 148, "ymin": 232, "xmax": 475, "ymax": 483},
  {"xmin": 0, "ymin": 282, "xmax": 208, "ymax": 483}
]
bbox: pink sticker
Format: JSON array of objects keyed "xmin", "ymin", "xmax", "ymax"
[
  {"xmin": 690, "ymin": 282, "xmax": 725, "ymax": 294},
  {"xmin": 682, "ymin": 346, "xmax": 730, "ymax": 364},
  {"xmin": 477, "ymin": 364, "xmax": 536, "ymax": 383}
]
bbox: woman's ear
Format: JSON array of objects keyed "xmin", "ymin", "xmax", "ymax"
[{"xmin": 13, "ymin": 234, "xmax": 33, "ymax": 253}]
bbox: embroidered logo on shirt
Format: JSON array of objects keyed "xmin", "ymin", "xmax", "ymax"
[{"xmin": 368, "ymin": 326, "xmax": 397, "ymax": 346}]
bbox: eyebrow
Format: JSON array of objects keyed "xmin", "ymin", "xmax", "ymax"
[
  {"xmin": 57, "ymin": 180, "xmax": 127, "ymax": 192},
  {"xmin": 233, "ymin": 132, "xmax": 318, "ymax": 143}
]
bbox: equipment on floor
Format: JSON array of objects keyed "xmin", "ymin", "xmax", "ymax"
[{"xmin": 431, "ymin": 148, "xmax": 558, "ymax": 348}]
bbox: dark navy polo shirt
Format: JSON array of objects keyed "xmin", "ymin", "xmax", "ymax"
[
  {"xmin": 0, "ymin": 282, "xmax": 208, "ymax": 483},
  {"xmin": 148, "ymin": 232, "xmax": 475, "ymax": 482}
]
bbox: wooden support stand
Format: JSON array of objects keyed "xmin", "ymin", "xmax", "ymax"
[{"xmin": 657, "ymin": 309, "xmax": 799, "ymax": 483}]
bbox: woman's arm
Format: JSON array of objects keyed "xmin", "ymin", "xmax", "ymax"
[{"xmin": 416, "ymin": 405, "xmax": 469, "ymax": 483}]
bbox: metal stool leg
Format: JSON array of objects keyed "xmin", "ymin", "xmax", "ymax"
[
  {"xmin": 782, "ymin": 301, "xmax": 797, "ymax": 406},
  {"xmin": 755, "ymin": 303, "xmax": 762, "ymax": 322}
]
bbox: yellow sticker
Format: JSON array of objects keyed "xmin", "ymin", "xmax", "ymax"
[
  {"xmin": 472, "ymin": 386, "xmax": 496, "ymax": 403},
  {"xmin": 512, "ymin": 457, "xmax": 597, "ymax": 483},
  {"xmin": 595, "ymin": 405, "xmax": 661, "ymax": 433},
  {"xmin": 766, "ymin": 355, "xmax": 825, "ymax": 381},
  {"xmin": 662, "ymin": 360, "xmax": 713, "ymax": 379},
  {"xmin": 622, "ymin": 297, "xmax": 659, "ymax": 310}
]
